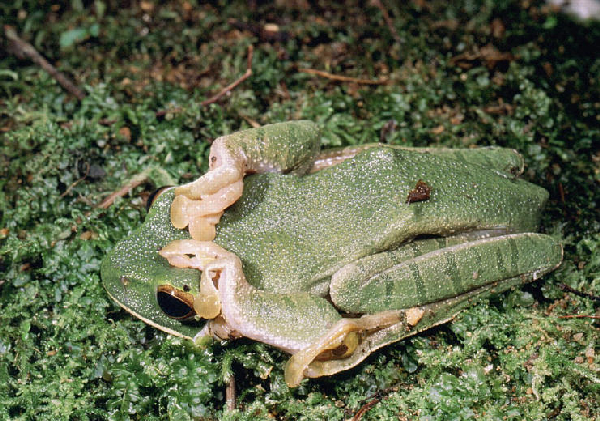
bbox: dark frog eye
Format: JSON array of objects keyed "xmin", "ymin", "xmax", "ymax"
[
  {"xmin": 157, "ymin": 285, "xmax": 196, "ymax": 319},
  {"xmin": 146, "ymin": 186, "xmax": 174, "ymax": 212}
]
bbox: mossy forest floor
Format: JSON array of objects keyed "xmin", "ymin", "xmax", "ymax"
[{"xmin": 1, "ymin": 1, "xmax": 598, "ymax": 419}]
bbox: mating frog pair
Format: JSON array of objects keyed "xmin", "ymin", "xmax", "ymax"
[{"xmin": 101, "ymin": 121, "xmax": 562, "ymax": 387}]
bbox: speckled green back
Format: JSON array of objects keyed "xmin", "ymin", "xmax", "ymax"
[{"xmin": 215, "ymin": 147, "xmax": 549, "ymax": 295}]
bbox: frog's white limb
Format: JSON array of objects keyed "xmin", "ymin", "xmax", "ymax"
[
  {"xmin": 194, "ymin": 269, "xmax": 221, "ymax": 319},
  {"xmin": 158, "ymin": 239, "xmax": 346, "ymax": 356},
  {"xmin": 187, "ymin": 213, "xmax": 222, "ymax": 242},
  {"xmin": 405, "ymin": 307, "xmax": 425, "ymax": 326},
  {"xmin": 159, "ymin": 239, "xmax": 221, "ymax": 269},
  {"xmin": 170, "ymin": 137, "xmax": 246, "ymax": 241},
  {"xmin": 205, "ymin": 316, "xmax": 243, "ymax": 341},
  {"xmin": 284, "ymin": 311, "xmax": 403, "ymax": 387},
  {"xmin": 159, "ymin": 240, "xmax": 256, "ymax": 330},
  {"xmin": 175, "ymin": 139, "xmax": 246, "ymax": 200},
  {"xmin": 159, "ymin": 240, "xmax": 224, "ymax": 319},
  {"xmin": 171, "ymin": 181, "xmax": 243, "ymax": 241}
]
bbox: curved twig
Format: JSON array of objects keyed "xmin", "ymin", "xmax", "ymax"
[{"xmin": 4, "ymin": 25, "xmax": 86, "ymax": 100}]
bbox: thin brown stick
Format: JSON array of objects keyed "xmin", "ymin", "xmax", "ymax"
[
  {"xmin": 559, "ymin": 284, "xmax": 600, "ymax": 302},
  {"xmin": 200, "ymin": 45, "xmax": 254, "ymax": 106},
  {"xmin": 60, "ymin": 163, "xmax": 90, "ymax": 198},
  {"xmin": 225, "ymin": 373, "xmax": 236, "ymax": 411},
  {"xmin": 96, "ymin": 171, "xmax": 150, "ymax": 209},
  {"xmin": 351, "ymin": 386, "xmax": 401, "ymax": 420},
  {"xmin": 298, "ymin": 68, "xmax": 388, "ymax": 85},
  {"xmin": 240, "ymin": 114, "xmax": 261, "ymax": 128},
  {"xmin": 557, "ymin": 314, "xmax": 600, "ymax": 320},
  {"xmin": 351, "ymin": 398, "xmax": 380, "ymax": 421},
  {"xmin": 155, "ymin": 107, "xmax": 182, "ymax": 117},
  {"xmin": 4, "ymin": 25, "xmax": 86, "ymax": 100},
  {"xmin": 370, "ymin": 0, "xmax": 402, "ymax": 43}
]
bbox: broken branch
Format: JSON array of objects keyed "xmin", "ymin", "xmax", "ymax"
[
  {"xmin": 96, "ymin": 171, "xmax": 151, "ymax": 209},
  {"xmin": 351, "ymin": 398, "xmax": 380, "ymax": 421},
  {"xmin": 60, "ymin": 163, "xmax": 90, "ymax": 198},
  {"xmin": 559, "ymin": 284, "xmax": 600, "ymax": 302},
  {"xmin": 200, "ymin": 45, "xmax": 254, "ymax": 106},
  {"xmin": 370, "ymin": 0, "xmax": 402, "ymax": 43},
  {"xmin": 298, "ymin": 68, "xmax": 388, "ymax": 85},
  {"xmin": 225, "ymin": 373, "xmax": 236, "ymax": 411},
  {"xmin": 4, "ymin": 25, "xmax": 86, "ymax": 100}
]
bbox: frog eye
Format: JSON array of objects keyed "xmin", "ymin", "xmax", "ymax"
[{"xmin": 157, "ymin": 284, "xmax": 196, "ymax": 319}]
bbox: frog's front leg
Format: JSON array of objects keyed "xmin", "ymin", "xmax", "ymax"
[
  {"xmin": 158, "ymin": 239, "xmax": 345, "ymax": 353},
  {"xmin": 171, "ymin": 120, "xmax": 321, "ymax": 240}
]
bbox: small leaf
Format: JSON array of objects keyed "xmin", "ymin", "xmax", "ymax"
[
  {"xmin": 0, "ymin": 69, "xmax": 18, "ymax": 80},
  {"xmin": 89, "ymin": 23, "xmax": 100, "ymax": 37},
  {"xmin": 94, "ymin": 0, "xmax": 106, "ymax": 19},
  {"xmin": 60, "ymin": 28, "xmax": 89, "ymax": 49}
]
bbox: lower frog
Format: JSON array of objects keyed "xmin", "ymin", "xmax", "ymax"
[{"xmin": 101, "ymin": 120, "xmax": 562, "ymax": 387}]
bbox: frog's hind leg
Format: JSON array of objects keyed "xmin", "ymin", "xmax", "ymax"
[
  {"xmin": 300, "ymin": 271, "xmax": 537, "ymax": 383},
  {"xmin": 284, "ymin": 310, "xmax": 412, "ymax": 387},
  {"xmin": 310, "ymin": 144, "xmax": 380, "ymax": 172},
  {"xmin": 287, "ymin": 233, "xmax": 561, "ymax": 385},
  {"xmin": 312, "ymin": 144, "xmax": 524, "ymax": 176},
  {"xmin": 330, "ymin": 232, "xmax": 562, "ymax": 314},
  {"xmin": 385, "ymin": 145, "xmax": 525, "ymax": 177}
]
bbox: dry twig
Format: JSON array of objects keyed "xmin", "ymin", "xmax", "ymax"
[
  {"xmin": 559, "ymin": 284, "xmax": 600, "ymax": 302},
  {"xmin": 298, "ymin": 68, "xmax": 388, "ymax": 85},
  {"xmin": 370, "ymin": 0, "xmax": 402, "ymax": 43},
  {"xmin": 60, "ymin": 163, "xmax": 90, "ymax": 198},
  {"xmin": 225, "ymin": 374, "xmax": 236, "ymax": 411},
  {"xmin": 4, "ymin": 25, "xmax": 86, "ymax": 100},
  {"xmin": 557, "ymin": 314, "xmax": 600, "ymax": 320},
  {"xmin": 96, "ymin": 171, "xmax": 151, "ymax": 209},
  {"xmin": 449, "ymin": 44, "xmax": 514, "ymax": 70},
  {"xmin": 240, "ymin": 114, "xmax": 261, "ymax": 128},
  {"xmin": 351, "ymin": 398, "xmax": 380, "ymax": 421},
  {"xmin": 154, "ymin": 46, "xmax": 253, "ymax": 116},
  {"xmin": 200, "ymin": 45, "xmax": 254, "ymax": 106},
  {"xmin": 350, "ymin": 386, "xmax": 401, "ymax": 420}
]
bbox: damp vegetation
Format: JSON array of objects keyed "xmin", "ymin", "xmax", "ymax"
[{"xmin": 1, "ymin": 1, "xmax": 598, "ymax": 419}]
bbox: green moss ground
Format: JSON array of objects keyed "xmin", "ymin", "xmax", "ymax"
[{"xmin": 1, "ymin": 1, "xmax": 598, "ymax": 419}]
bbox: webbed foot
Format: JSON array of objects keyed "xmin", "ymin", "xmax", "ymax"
[{"xmin": 284, "ymin": 310, "xmax": 414, "ymax": 387}]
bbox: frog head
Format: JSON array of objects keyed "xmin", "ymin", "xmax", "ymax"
[{"xmin": 101, "ymin": 190, "xmax": 210, "ymax": 340}]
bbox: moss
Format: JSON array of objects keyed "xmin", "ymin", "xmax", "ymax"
[{"xmin": 1, "ymin": 0, "xmax": 598, "ymax": 419}]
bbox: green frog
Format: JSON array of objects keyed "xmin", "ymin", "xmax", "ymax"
[{"xmin": 101, "ymin": 121, "xmax": 562, "ymax": 387}]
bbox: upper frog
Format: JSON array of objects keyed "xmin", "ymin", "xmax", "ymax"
[{"xmin": 101, "ymin": 121, "xmax": 562, "ymax": 387}]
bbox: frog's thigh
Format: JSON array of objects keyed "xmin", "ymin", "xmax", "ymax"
[
  {"xmin": 311, "ymin": 144, "xmax": 380, "ymax": 172},
  {"xmin": 330, "ymin": 233, "xmax": 562, "ymax": 314},
  {"xmin": 387, "ymin": 145, "xmax": 525, "ymax": 176},
  {"xmin": 443, "ymin": 146, "xmax": 524, "ymax": 175}
]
